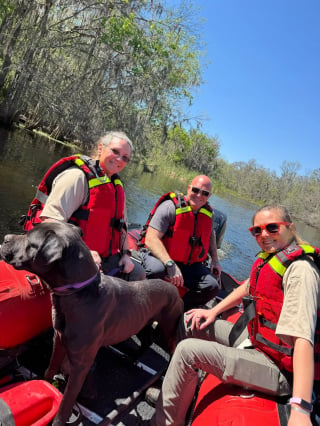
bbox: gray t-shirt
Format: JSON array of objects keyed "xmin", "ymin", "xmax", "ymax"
[{"xmin": 149, "ymin": 200, "xmax": 176, "ymax": 233}]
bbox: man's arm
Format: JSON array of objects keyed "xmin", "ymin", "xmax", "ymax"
[
  {"xmin": 144, "ymin": 200, "xmax": 175, "ymax": 264},
  {"xmin": 145, "ymin": 226, "xmax": 170, "ymax": 264},
  {"xmin": 145, "ymin": 201, "xmax": 184, "ymax": 287}
]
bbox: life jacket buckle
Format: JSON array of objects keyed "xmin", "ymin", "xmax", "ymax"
[
  {"xmin": 189, "ymin": 236, "xmax": 201, "ymax": 247},
  {"xmin": 110, "ymin": 218, "xmax": 125, "ymax": 232}
]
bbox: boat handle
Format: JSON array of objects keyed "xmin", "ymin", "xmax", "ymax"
[{"xmin": 26, "ymin": 274, "xmax": 41, "ymax": 286}]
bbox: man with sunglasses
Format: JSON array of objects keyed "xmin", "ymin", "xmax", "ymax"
[
  {"xmin": 139, "ymin": 175, "xmax": 221, "ymax": 311},
  {"xmin": 21, "ymin": 131, "xmax": 146, "ymax": 281},
  {"xmin": 151, "ymin": 204, "xmax": 320, "ymax": 426}
]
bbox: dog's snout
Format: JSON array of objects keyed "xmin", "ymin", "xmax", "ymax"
[
  {"xmin": 3, "ymin": 234, "xmax": 14, "ymax": 243},
  {"xmin": 0, "ymin": 235, "xmax": 17, "ymax": 261}
]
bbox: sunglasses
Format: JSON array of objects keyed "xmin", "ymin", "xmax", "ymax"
[
  {"xmin": 190, "ymin": 186, "xmax": 210, "ymax": 197},
  {"xmin": 248, "ymin": 222, "xmax": 291, "ymax": 237},
  {"xmin": 109, "ymin": 148, "xmax": 130, "ymax": 163}
]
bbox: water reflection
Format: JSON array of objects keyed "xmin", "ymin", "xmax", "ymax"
[{"xmin": 1, "ymin": 127, "xmax": 320, "ymax": 281}]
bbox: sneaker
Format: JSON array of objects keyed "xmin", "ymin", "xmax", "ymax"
[{"xmin": 145, "ymin": 385, "xmax": 161, "ymax": 407}]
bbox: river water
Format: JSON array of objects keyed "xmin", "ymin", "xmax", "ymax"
[{"xmin": 1, "ymin": 127, "xmax": 320, "ymax": 282}]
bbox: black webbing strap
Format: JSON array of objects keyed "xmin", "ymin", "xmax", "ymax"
[
  {"xmin": 255, "ymin": 334, "xmax": 293, "ymax": 355},
  {"xmin": 0, "ymin": 397, "xmax": 15, "ymax": 426},
  {"xmin": 259, "ymin": 316, "xmax": 276, "ymax": 330},
  {"xmin": 277, "ymin": 401, "xmax": 290, "ymax": 426},
  {"xmin": 228, "ymin": 299, "xmax": 256, "ymax": 347}
]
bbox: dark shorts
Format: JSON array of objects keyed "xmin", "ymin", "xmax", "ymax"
[{"xmin": 140, "ymin": 251, "xmax": 219, "ymax": 309}]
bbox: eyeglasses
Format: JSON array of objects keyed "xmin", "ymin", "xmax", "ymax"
[
  {"xmin": 248, "ymin": 222, "xmax": 291, "ymax": 237},
  {"xmin": 109, "ymin": 148, "xmax": 130, "ymax": 163},
  {"xmin": 190, "ymin": 186, "xmax": 210, "ymax": 197}
]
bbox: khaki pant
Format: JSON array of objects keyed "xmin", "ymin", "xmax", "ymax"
[{"xmin": 152, "ymin": 313, "xmax": 291, "ymax": 426}]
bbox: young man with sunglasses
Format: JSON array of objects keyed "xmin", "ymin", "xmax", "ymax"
[
  {"xmin": 151, "ymin": 204, "xmax": 320, "ymax": 426},
  {"xmin": 139, "ymin": 175, "xmax": 221, "ymax": 311},
  {"xmin": 22, "ymin": 131, "xmax": 146, "ymax": 281}
]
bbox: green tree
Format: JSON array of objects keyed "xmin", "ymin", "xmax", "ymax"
[{"xmin": 0, "ymin": 0, "xmax": 202, "ymax": 153}]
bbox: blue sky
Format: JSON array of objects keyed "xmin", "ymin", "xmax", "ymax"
[{"xmin": 184, "ymin": 0, "xmax": 320, "ymax": 176}]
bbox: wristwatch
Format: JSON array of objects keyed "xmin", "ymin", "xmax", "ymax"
[
  {"xmin": 288, "ymin": 397, "xmax": 313, "ymax": 412},
  {"xmin": 121, "ymin": 249, "xmax": 131, "ymax": 256},
  {"xmin": 165, "ymin": 260, "xmax": 175, "ymax": 268}
]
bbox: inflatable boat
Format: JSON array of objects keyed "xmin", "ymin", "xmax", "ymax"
[
  {"xmin": 0, "ymin": 261, "xmax": 52, "ymax": 350},
  {"xmin": 191, "ymin": 373, "xmax": 290, "ymax": 426},
  {"xmin": 0, "ymin": 379, "xmax": 62, "ymax": 426},
  {"xmin": 189, "ymin": 284, "xmax": 291, "ymax": 426},
  {"xmin": 0, "ymin": 211, "xmax": 300, "ymax": 426}
]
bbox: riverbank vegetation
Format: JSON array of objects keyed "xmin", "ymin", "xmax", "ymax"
[{"xmin": 0, "ymin": 0, "xmax": 319, "ymax": 229}]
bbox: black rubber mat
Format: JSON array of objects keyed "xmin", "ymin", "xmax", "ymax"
[{"xmin": 15, "ymin": 333, "xmax": 168, "ymax": 425}]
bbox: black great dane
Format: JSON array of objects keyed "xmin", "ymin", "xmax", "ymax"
[{"xmin": 0, "ymin": 222, "xmax": 183, "ymax": 425}]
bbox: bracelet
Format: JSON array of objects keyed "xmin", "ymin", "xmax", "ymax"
[
  {"xmin": 291, "ymin": 406, "xmax": 311, "ymax": 415},
  {"xmin": 289, "ymin": 397, "xmax": 313, "ymax": 412}
]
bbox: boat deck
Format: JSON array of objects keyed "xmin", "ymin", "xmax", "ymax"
[{"xmin": 13, "ymin": 331, "xmax": 167, "ymax": 425}]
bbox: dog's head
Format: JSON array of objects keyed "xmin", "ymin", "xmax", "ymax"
[{"xmin": 0, "ymin": 222, "xmax": 96, "ymax": 287}]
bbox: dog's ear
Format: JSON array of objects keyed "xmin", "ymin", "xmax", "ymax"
[
  {"xmin": 34, "ymin": 229, "xmax": 64, "ymax": 265},
  {"xmin": 71, "ymin": 224, "xmax": 83, "ymax": 237}
]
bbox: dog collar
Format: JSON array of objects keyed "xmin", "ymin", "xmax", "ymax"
[{"xmin": 53, "ymin": 272, "xmax": 99, "ymax": 294}]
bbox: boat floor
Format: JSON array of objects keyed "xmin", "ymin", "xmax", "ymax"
[{"xmin": 7, "ymin": 331, "xmax": 167, "ymax": 425}]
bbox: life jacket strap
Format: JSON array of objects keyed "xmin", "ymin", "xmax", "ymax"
[
  {"xmin": 35, "ymin": 189, "xmax": 48, "ymax": 204},
  {"xmin": 259, "ymin": 316, "xmax": 277, "ymax": 331},
  {"xmin": 255, "ymin": 333, "xmax": 293, "ymax": 355},
  {"xmin": 228, "ymin": 297, "xmax": 256, "ymax": 347},
  {"xmin": 110, "ymin": 218, "xmax": 126, "ymax": 232}
]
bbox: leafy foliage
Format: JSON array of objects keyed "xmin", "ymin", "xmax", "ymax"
[{"xmin": 0, "ymin": 0, "xmax": 202, "ymax": 152}]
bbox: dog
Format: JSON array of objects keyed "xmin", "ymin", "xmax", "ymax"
[{"xmin": 0, "ymin": 222, "xmax": 183, "ymax": 425}]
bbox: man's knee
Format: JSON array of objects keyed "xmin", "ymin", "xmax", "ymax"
[{"xmin": 200, "ymin": 274, "xmax": 219, "ymax": 292}]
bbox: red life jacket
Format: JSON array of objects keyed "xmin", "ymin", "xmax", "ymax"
[
  {"xmin": 22, "ymin": 155, "xmax": 125, "ymax": 258},
  {"xmin": 140, "ymin": 192, "xmax": 213, "ymax": 264},
  {"xmin": 248, "ymin": 243, "xmax": 320, "ymax": 374}
]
